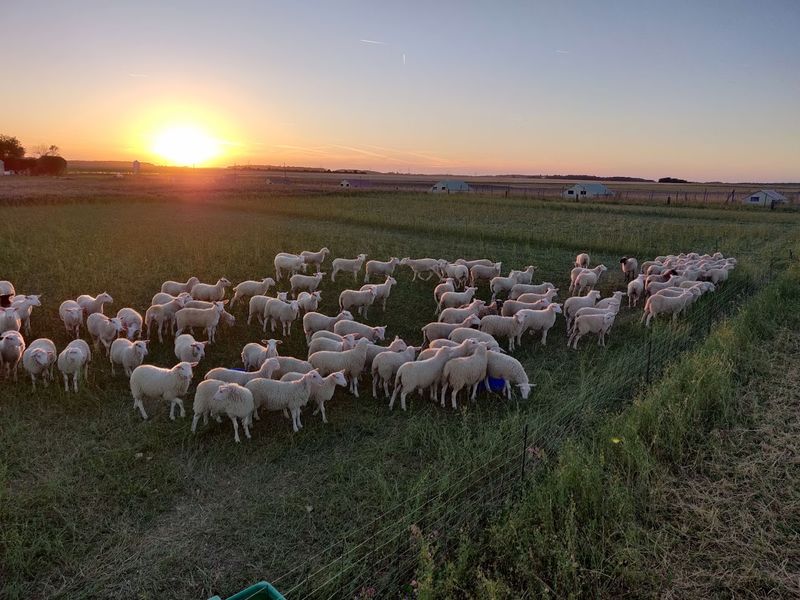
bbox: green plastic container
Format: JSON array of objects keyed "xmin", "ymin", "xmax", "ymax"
[{"xmin": 208, "ymin": 581, "xmax": 285, "ymax": 600}]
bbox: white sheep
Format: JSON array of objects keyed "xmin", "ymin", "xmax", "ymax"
[
  {"xmin": 641, "ymin": 291, "xmax": 693, "ymax": 327},
  {"xmin": 363, "ymin": 336, "xmax": 408, "ymax": 372},
  {"xmin": 360, "ymin": 276, "xmax": 397, "ymax": 312},
  {"xmin": 438, "ymin": 300, "xmax": 485, "ymax": 324},
  {"xmin": 281, "ymin": 370, "xmax": 347, "ymax": 423},
  {"xmin": 230, "ymin": 278, "xmax": 276, "ymax": 307},
  {"xmin": 109, "ymin": 339, "xmax": 149, "ymax": 376},
  {"xmin": 575, "ymin": 253, "xmax": 590, "ymax": 268},
  {"xmin": 57, "ymin": 339, "xmax": 91, "ymax": 392},
  {"xmin": 211, "ymin": 383, "xmax": 255, "ymax": 443},
  {"xmin": 441, "ymin": 343, "xmax": 489, "ymax": 409},
  {"xmin": 272, "ymin": 356, "xmax": 314, "ymax": 379},
  {"xmin": 115, "ymin": 307, "xmax": 143, "ymax": 340},
  {"xmin": 509, "ymin": 282, "xmax": 556, "ymax": 300},
  {"xmin": 433, "ymin": 278, "xmax": 456, "ymax": 304},
  {"xmin": 455, "ymin": 258, "xmax": 493, "ymax": 269},
  {"xmin": 568, "ymin": 313, "xmax": 615, "ymax": 349},
  {"xmin": 86, "ymin": 313, "xmax": 124, "ymax": 355},
  {"xmin": 485, "ymin": 351, "xmax": 532, "ymax": 400},
  {"xmin": 129, "ymin": 361, "xmax": 196, "ymax": 420},
  {"xmin": 364, "ymin": 257, "xmax": 399, "ymax": 283},
  {"xmin": 421, "ymin": 314, "xmax": 481, "ymax": 344},
  {"xmin": 311, "ymin": 330, "xmax": 351, "ymax": 342},
  {"xmin": 401, "ymin": 257, "xmax": 444, "ymax": 281},
  {"xmin": 174, "ymin": 333, "xmax": 208, "ymax": 364},
  {"xmin": 145, "ymin": 297, "xmax": 188, "ymax": 343},
  {"xmin": 437, "ymin": 287, "xmax": 477, "ymax": 314},
  {"xmin": 22, "ymin": 338, "xmax": 56, "ymax": 389},
  {"xmin": 333, "ymin": 320, "xmax": 386, "ymax": 342},
  {"xmin": 514, "ymin": 304, "xmax": 563, "ymax": 346},
  {"xmin": 191, "ymin": 379, "xmax": 225, "ymax": 433},
  {"xmin": 274, "ymin": 253, "xmax": 307, "ymax": 280},
  {"xmin": 0, "ymin": 331, "xmax": 25, "ymax": 381},
  {"xmin": 247, "ymin": 292, "xmax": 289, "ymax": 326},
  {"xmin": 619, "ymin": 256, "xmax": 639, "ymax": 281},
  {"xmin": 0, "ymin": 280, "xmax": 15, "ymax": 296},
  {"xmin": 302, "ymin": 310, "xmax": 354, "ymax": 343},
  {"xmin": 58, "ymin": 300, "xmax": 84, "ymax": 338},
  {"xmin": 205, "ymin": 357, "xmax": 280, "ymax": 385},
  {"xmin": 10, "ymin": 294, "xmax": 41, "ymax": 336},
  {"xmin": 489, "ymin": 271, "xmax": 522, "ymax": 302},
  {"xmin": 339, "ymin": 287, "xmax": 377, "ymax": 318},
  {"xmin": 246, "ymin": 370, "xmax": 325, "ymax": 432},
  {"xmin": 478, "ymin": 315, "xmax": 524, "ymax": 351},
  {"xmin": 307, "ymin": 334, "xmax": 356, "ymax": 357},
  {"xmin": 161, "ymin": 277, "xmax": 200, "ymax": 296},
  {"xmin": 500, "ymin": 299, "xmax": 550, "ymax": 317},
  {"xmin": 76, "ymin": 292, "xmax": 113, "ymax": 316},
  {"xmin": 190, "ymin": 278, "xmax": 231, "ymax": 302},
  {"xmin": 390, "ymin": 346, "xmax": 454, "ymax": 411},
  {"xmin": 440, "ymin": 263, "xmax": 470, "ymax": 288},
  {"xmin": 290, "ymin": 272, "xmax": 325, "ymax": 296},
  {"xmin": 331, "ymin": 253, "xmax": 368, "ymax": 282},
  {"xmin": 448, "ymin": 327, "xmax": 503, "ymax": 350},
  {"xmin": 241, "ymin": 339, "xmax": 282, "ymax": 371},
  {"xmin": 563, "ymin": 290, "xmax": 601, "ymax": 329},
  {"xmin": 0, "ymin": 307, "xmax": 21, "ymax": 334},
  {"xmin": 174, "ymin": 301, "xmax": 228, "ymax": 343},
  {"xmin": 297, "ymin": 291, "xmax": 322, "ymax": 313},
  {"xmin": 574, "ymin": 265, "xmax": 608, "ymax": 295},
  {"xmin": 627, "ymin": 274, "xmax": 646, "ymax": 307},
  {"xmin": 514, "ymin": 289, "xmax": 559, "ymax": 304},
  {"xmin": 263, "ymin": 299, "xmax": 300, "ymax": 336},
  {"xmin": 308, "ymin": 337, "xmax": 370, "ymax": 396},
  {"xmin": 371, "ymin": 346, "xmax": 418, "ymax": 398},
  {"xmin": 151, "ymin": 291, "xmax": 191, "ymax": 306},
  {"xmin": 300, "ymin": 247, "xmax": 330, "ymax": 274},
  {"xmin": 469, "ymin": 262, "xmax": 502, "ymax": 286}
]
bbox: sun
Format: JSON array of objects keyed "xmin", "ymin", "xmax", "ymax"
[{"xmin": 151, "ymin": 125, "xmax": 222, "ymax": 166}]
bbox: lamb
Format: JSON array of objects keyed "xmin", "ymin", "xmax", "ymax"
[
  {"xmin": 421, "ymin": 315, "xmax": 481, "ymax": 344},
  {"xmin": 514, "ymin": 304, "xmax": 563, "ymax": 346},
  {"xmin": 263, "ymin": 299, "xmax": 301, "ymax": 336},
  {"xmin": 363, "ymin": 336, "xmax": 408, "ymax": 371},
  {"xmin": 478, "ymin": 315, "xmax": 524, "ymax": 351},
  {"xmin": 360, "ymin": 276, "xmax": 397, "ymax": 312},
  {"xmin": 22, "ymin": 338, "xmax": 56, "ymax": 389},
  {"xmin": 484, "ymin": 351, "xmax": 532, "ymax": 400},
  {"xmin": 619, "ymin": 256, "xmax": 639, "ymax": 281},
  {"xmin": 290, "ymin": 272, "xmax": 325, "ymax": 296},
  {"xmin": 56, "ymin": 339, "xmax": 91, "ymax": 392},
  {"xmin": 390, "ymin": 346, "xmax": 454, "ymax": 411},
  {"xmin": 433, "ymin": 278, "xmax": 456, "ymax": 304},
  {"xmin": 0, "ymin": 307, "xmax": 21, "ymax": 334},
  {"xmin": 563, "ymin": 290, "xmax": 601, "ymax": 329},
  {"xmin": 247, "ymin": 292, "xmax": 289, "ymax": 326},
  {"xmin": 455, "ymin": 258, "xmax": 493, "ymax": 269},
  {"xmin": 274, "ymin": 253, "xmax": 307, "ymax": 280},
  {"xmin": 307, "ymin": 334, "xmax": 357, "ymax": 357},
  {"xmin": 437, "ymin": 287, "xmax": 477, "ymax": 314},
  {"xmin": 0, "ymin": 331, "xmax": 26, "ymax": 381},
  {"xmin": 272, "ymin": 356, "xmax": 314, "ymax": 379},
  {"xmin": 190, "ymin": 278, "xmax": 231, "ymax": 302},
  {"xmin": 331, "ymin": 253, "xmax": 368, "ymax": 282},
  {"xmin": 230, "ymin": 278, "xmax": 276, "ymax": 307},
  {"xmin": 438, "ymin": 300, "xmax": 486, "ymax": 324},
  {"xmin": 281, "ymin": 370, "xmax": 347, "ymax": 423},
  {"xmin": 297, "ymin": 291, "xmax": 322, "ymax": 313},
  {"xmin": 302, "ymin": 310, "xmax": 354, "ymax": 343},
  {"xmin": 246, "ymin": 370, "xmax": 325, "ymax": 429},
  {"xmin": 575, "ymin": 253, "xmax": 590, "ymax": 268},
  {"xmin": 300, "ymin": 247, "xmax": 330, "ymax": 274},
  {"xmin": 568, "ymin": 313, "xmax": 616, "ymax": 349},
  {"xmin": 513, "ymin": 265, "xmax": 537, "ymax": 285},
  {"xmin": 364, "ymin": 257, "xmax": 399, "ymax": 283},
  {"xmin": 371, "ymin": 346, "xmax": 418, "ymax": 398},
  {"xmin": 641, "ymin": 291, "xmax": 693, "ymax": 327},
  {"xmin": 116, "ymin": 308, "xmax": 143, "ymax": 340},
  {"xmin": 339, "ymin": 287, "xmax": 377, "ymax": 318},
  {"xmin": 174, "ymin": 333, "xmax": 208, "ymax": 364},
  {"xmin": 77, "ymin": 292, "xmax": 113, "ymax": 316},
  {"xmin": 130, "ymin": 361, "xmax": 196, "ymax": 420},
  {"xmin": 190, "ymin": 379, "xmax": 226, "ymax": 433},
  {"xmin": 333, "ymin": 320, "xmax": 386, "ymax": 342},
  {"xmin": 449, "ymin": 327, "xmax": 503, "ymax": 350},
  {"xmin": 161, "ymin": 277, "xmax": 199, "ymax": 296},
  {"xmin": 10, "ymin": 294, "xmax": 41, "ymax": 335},
  {"xmin": 469, "ymin": 262, "xmax": 502, "ymax": 286},
  {"xmin": 86, "ymin": 313, "xmax": 125, "ymax": 355},
  {"xmin": 145, "ymin": 297, "xmax": 188, "ymax": 343},
  {"xmin": 400, "ymin": 257, "xmax": 444, "ymax": 281},
  {"xmin": 440, "ymin": 263, "xmax": 470, "ymax": 288},
  {"xmin": 308, "ymin": 337, "xmax": 371, "ymax": 396},
  {"xmin": 509, "ymin": 282, "xmax": 556, "ymax": 300},
  {"xmin": 210, "ymin": 383, "xmax": 255, "ymax": 443},
  {"xmin": 174, "ymin": 301, "xmax": 227, "ymax": 343},
  {"xmin": 58, "ymin": 300, "xmax": 84, "ymax": 338},
  {"xmin": 441, "ymin": 343, "xmax": 489, "ymax": 409},
  {"xmin": 109, "ymin": 339, "xmax": 149, "ymax": 376},
  {"xmin": 574, "ymin": 265, "xmax": 608, "ymax": 295},
  {"xmin": 205, "ymin": 357, "xmax": 280, "ymax": 385},
  {"xmin": 627, "ymin": 274, "xmax": 646, "ymax": 307},
  {"xmin": 241, "ymin": 339, "xmax": 282, "ymax": 371},
  {"xmin": 151, "ymin": 291, "xmax": 191, "ymax": 306}
]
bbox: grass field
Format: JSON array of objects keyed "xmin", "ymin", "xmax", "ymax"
[{"xmin": 1, "ymin": 181, "xmax": 798, "ymax": 598}]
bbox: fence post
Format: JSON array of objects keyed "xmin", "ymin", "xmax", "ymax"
[{"xmin": 519, "ymin": 423, "xmax": 529, "ymax": 486}]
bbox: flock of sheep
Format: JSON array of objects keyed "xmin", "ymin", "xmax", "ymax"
[{"xmin": 0, "ymin": 249, "xmax": 736, "ymax": 442}]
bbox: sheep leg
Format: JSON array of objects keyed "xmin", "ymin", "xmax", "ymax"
[
  {"xmin": 541, "ymin": 329, "xmax": 548, "ymax": 346},
  {"xmin": 400, "ymin": 391, "xmax": 408, "ymax": 411},
  {"xmin": 451, "ymin": 389, "xmax": 459, "ymax": 410},
  {"xmin": 231, "ymin": 418, "xmax": 241, "ymax": 443},
  {"xmin": 383, "ymin": 380, "xmax": 390, "ymax": 398},
  {"xmin": 440, "ymin": 383, "xmax": 449, "ymax": 408},
  {"xmin": 134, "ymin": 397, "xmax": 148, "ymax": 420},
  {"xmin": 72, "ymin": 373, "xmax": 79, "ymax": 392},
  {"xmin": 389, "ymin": 385, "xmax": 400, "ymax": 410},
  {"xmin": 319, "ymin": 402, "xmax": 328, "ymax": 424},
  {"xmin": 110, "ymin": 361, "xmax": 115, "ymax": 376},
  {"xmin": 243, "ymin": 417, "xmax": 252, "ymax": 439},
  {"xmin": 282, "ymin": 408, "xmax": 290, "ymax": 419},
  {"xmin": 191, "ymin": 414, "xmax": 200, "ymax": 433},
  {"xmin": 351, "ymin": 376, "xmax": 360, "ymax": 398},
  {"xmin": 470, "ymin": 383, "xmax": 479, "ymax": 402},
  {"xmin": 177, "ymin": 398, "xmax": 186, "ymax": 418},
  {"xmin": 504, "ymin": 382, "xmax": 512, "ymax": 400},
  {"xmin": 372, "ymin": 376, "xmax": 378, "ymax": 399},
  {"xmin": 31, "ymin": 373, "xmax": 37, "ymax": 390},
  {"xmin": 169, "ymin": 398, "xmax": 177, "ymax": 421}
]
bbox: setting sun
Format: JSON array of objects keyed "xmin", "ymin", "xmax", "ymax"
[{"xmin": 151, "ymin": 125, "xmax": 221, "ymax": 166}]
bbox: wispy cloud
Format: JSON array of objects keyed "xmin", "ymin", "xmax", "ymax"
[
  {"xmin": 128, "ymin": 73, "xmax": 148, "ymax": 78},
  {"xmin": 555, "ymin": 49, "xmax": 569, "ymax": 54},
  {"xmin": 402, "ymin": 53, "xmax": 406, "ymax": 65},
  {"xmin": 359, "ymin": 39, "xmax": 386, "ymax": 45}
]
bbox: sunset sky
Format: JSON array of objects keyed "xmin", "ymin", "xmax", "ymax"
[{"xmin": 6, "ymin": 1, "xmax": 799, "ymax": 181}]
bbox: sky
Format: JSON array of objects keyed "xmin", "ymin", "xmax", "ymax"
[{"xmin": 4, "ymin": 0, "xmax": 800, "ymax": 181}]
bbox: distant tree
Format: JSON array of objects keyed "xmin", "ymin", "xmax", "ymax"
[
  {"xmin": 0, "ymin": 135, "xmax": 25, "ymax": 160},
  {"xmin": 32, "ymin": 143, "xmax": 60, "ymax": 157},
  {"xmin": 658, "ymin": 177, "xmax": 689, "ymax": 184},
  {"xmin": 34, "ymin": 155, "xmax": 67, "ymax": 176}
]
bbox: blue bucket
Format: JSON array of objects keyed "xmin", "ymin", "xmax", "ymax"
[{"xmin": 478, "ymin": 377, "xmax": 506, "ymax": 393}]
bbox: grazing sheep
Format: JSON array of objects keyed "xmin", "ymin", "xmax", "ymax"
[
  {"xmin": 400, "ymin": 257, "xmax": 444, "ymax": 281},
  {"xmin": 441, "ymin": 343, "xmax": 490, "ymax": 409},
  {"xmin": 145, "ymin": 297, "xmax": 188, "ymax": 343},
  {"xmin": 514, "ymin": 304, "xmax": 563, "ymax": 346},
  {"xmin": 211, "ymin": 383, "xmax": 255, "ymax": 443},
  {"xmin": 10, "ymin": 294, "xmax": 41, "ymax": 336},
  {"xmin": 514, "ymin": 289, "xmax": 559, "ymax": 304},
  {"xmin": 86, "ymin": 313, "xmax": 125, "ymax": 355},
  {"xmin": 109, "ymin": 339, "xmax": 149, "ymax": 377},
  {"xmin": 116, "ymin": 308, "xmax": 143, "ymax": 340},
  {"xmin": 191, "ymin": 379, "xmax": 225, "ymax": 433},
  {"xmin": 469, "ymin": 262, "xmax": 502, "ymax": 286},
  {"xmin": 500, "ymin": 299, "xmax": 551, "ymax": 317},
  {"xmin": 230, "ymin": 278, "xmax": 276, "ymax": 307},
  {"xmin": 333, "ymin": 320, "xmax": 386, "ymax": 342},
  {"xmin": 308, "ymin": 337, "xmax": 371, "ymax": 396},
  {"xmin": 174, "ymin": 334, "xmax": 208, "ymax": 364},
  {"xmin": 574, "ymin": 265, "xmax": 608, "ymax": 295},
  {"xmin": 433, "ymin": 278, "xmax": 456, "ymax": 304},
  {"xmin": 273, "ymin": 356, "xmax": 314, "ymax": 379},
  {"xmin": 161, "ymin": 277, "xmax": 200, "ymax": 296},
  {"xmin": 77, "ymin": 292, "xmax": 113, "ymax": 316},
  {"xmin": 205, "ymin": 357, "xmax": 280, "ymax": 385},
  {"xmin": 437, "ymin": 287, "xmax": 477, "ymax": 314},
  {"xmin": 455, "ymin": 258, "xmax": 493, "ymax": 269},
  {"xmin": 302, "ymin": 310, "xmax": 354, "ymax": 343},
  {"xmin": 58, "ymin": 300, "xmax": 84, "ymax": 338},
  {"xmin": 300, "ymin": 247, "xmax": 331, "ymax": 274},
  {"xmin": 281, "ymin": 370, "xmax": 347, "ymax": 423},
  {"xmin": 190, "ymin": 278, "xmax": 232, "ymax": 302},
  {"xmin": 509, "ymin": 282, "xmax": 556, "ymax": 300},
  {"xmin": 297, "ymin": 291, "xmax": 322, "ymax": 313},
  {"xmin": 479, "ymin": 315, "xmax": 524, "ymax": 351},
  {"xmin": 575, "ymin": 253, "xmax": 590, "ymax": 268},
  {"xmin": 568, "ymin": 313, "xmax": 616, "ymax": 349},
  {"xmin": 627, "ymin": 274, "xmax": 646, "ymax": 307},
  {"xmin": 646, "ymin": 276, "xmax": 687, "ymax": 296},
  {"xmin": 364, "ymin": 257, "xmax": 399, "ymax": 283},
  {"xmin": 438, "ymin": 300, "xmax": 486, "ymax": 324},
  {"xmin": 421, "ymin": 314, "xmax": 481, "ymax": 344},
  {"xmin": 390, "ymin": 346, "xmax": 454, "ymax": 411},
  {"xmin": 241, "ymin": 339, "xmax": 282, "ymax": 371},
  {"xmin": 0, "ymin": 331, "xmax": 26, "ymax": 381},
  {"xmin": 274, "ymin": 253, "xmax": 307, "ymax": 280},
  {"xmin": 0, "ymin": 307, "xmax": 21, "ymax": 334},
  {"xmin": 620, "ymin": 256, "xmax": 639, "ymax": 281},
  {"xmin": 307, "ymin": 334, "xmax": 357, "ymax": 357},
  {"xmin": 22, "ymin": 338, "xmax": 56, "ymax": 389},
  {"xmin": 246, "ymin": 370, "xmax": 325, "ymax": 431},
  {"xmin": 263, "ymin": 299, "xmax": 301, "ymax": 336},
  {"xmin": 129, "ymin": 361, "xmax": 196, "ymax": 420},
  {"xmin": 440, "ymin": 263, "xmax": 470, "ymax": 288},
  {"xmin": 360, "ymin": 276, "xmax": 397, "ymax": 312},
  {"xmin": 563, "ymin": 290, "xmax": 601, "ymax": 329},
  {"xmin": 485, "ymin": 351, "xmax": 532, "ymax": 400},
  {"xmin": 641, "ymin": 291, "xmax": 693, "ymax": 327},
  {"xmin": 290, "ymin": 272, "xmax": 325, "ymax": 296},
  {"xmin": 151, "ymin": 291, "xmax": 191, "ymax": 306},
  {"xmin": 339, "ymin": 287, "xmax": 377, "ymax": 318},
  {"xmin": 331, "ymin": 253, "xmax": 368, "ymax": 282},
  {"xmin": 247, "ymin": 292, "xmax": 289, "ymax": 326},
  {"xmin": 448, "ymin": 327, "xmax": 502, "ymax": 350},
  {"xmin": 371, "ymin": 346, "xmax": 418, "ymax": 398},
  {"xmin": 56, "ymin": 339, "xmax": 91, "ymax": 392},
  {"xmin": 174, "ymin": 301, "xmax": 228, "ymax": 343}
]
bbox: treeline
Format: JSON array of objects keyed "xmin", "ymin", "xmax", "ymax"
[{"xmin": 3, "ymin": 156, "xmax": 67, "ymax": 176}]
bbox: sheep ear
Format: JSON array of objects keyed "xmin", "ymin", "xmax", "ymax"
[
  {"xmin": 221, "ymin": 299, "xmax": 229, "ymax": 305},
  {"xmin": 276, "ymin": 340, "xmax": 283, "ymax": 345},
  {"xmin": 189, "ymin": 362, "xmax": 199, "ymax": 367}
]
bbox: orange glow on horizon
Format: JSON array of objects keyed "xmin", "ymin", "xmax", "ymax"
[{"xmin": 151, "ymin": 125, "xmax": 222, "ymax": 166}]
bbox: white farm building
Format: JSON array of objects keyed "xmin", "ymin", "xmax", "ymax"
[
  {"xmin": 429, "ymin": 180, "xmax": 471, "ymax": 194},
  {"xmin": 742, "ymin": 189, "xmax": 787, "ymax": 207},
  {"xmin": 562, "ymin": 183, "xmax": 614, "ymax": 199}
]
